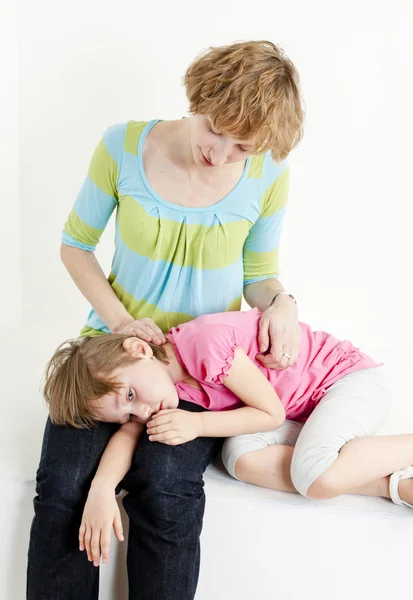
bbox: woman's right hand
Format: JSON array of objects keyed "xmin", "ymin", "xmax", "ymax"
[{"xmin": 113, "ymin": 317, "xmax": 166, "ymax": 345}]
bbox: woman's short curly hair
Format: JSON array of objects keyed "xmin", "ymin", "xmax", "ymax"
[{"xmin": 184, "ymin": 40, "xmax": 304, "ymax": 161}]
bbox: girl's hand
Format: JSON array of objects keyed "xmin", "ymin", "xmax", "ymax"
[
  {"xmin": 256, "ymin": 295, "xmax": 301, "ymax": 370},
  {"xmin": 79, "ymin": 487, "xmax": 124, "ymax": 567},
  {"xmin": 113, "ymin": 317, "xmax": 166, "ymax": 346},
  {"xmin": 146, "ymin": 409, "xmax": 202, "ymax": 445}
]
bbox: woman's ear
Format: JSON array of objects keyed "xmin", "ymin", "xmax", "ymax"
[{"xmin": 122, "ymin": 337, "xmax": 154, "ymax": 359}]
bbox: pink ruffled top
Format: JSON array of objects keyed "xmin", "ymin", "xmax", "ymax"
[{"xmin": 166, "ymin": 308, "xmax": 381, "ymax": 421}]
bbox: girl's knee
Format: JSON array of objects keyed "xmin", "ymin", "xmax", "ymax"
[
  {"xmin": 223, "ymin": 423, "xmax": 302, "ymax": 481},
  {"xmin": 305, "ymin": 471, "xmax": 342, "ymax": 500},
  {"xmin": 291, "ymin": 455, "xmax": 342, "ymax": 499},
  {"xmin": 222, "ymin": 435, "xmax": 268, "ymax": 480},
  {"xmin": 232, "ymin": 450, "xmax": 260, "ymax": 481}
]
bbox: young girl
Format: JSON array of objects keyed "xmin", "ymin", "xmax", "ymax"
[{"xmin": 45, "ymin": 307, "xmax": 413, "ymax": 567}]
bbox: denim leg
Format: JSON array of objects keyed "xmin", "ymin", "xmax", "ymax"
[
  {"xmin": 27, "ymin": 417, "xmax": 119, "ymax": 600},
  {"xmin": 122, "ymin": 401, "xmax": 223, "ymax": 600}
]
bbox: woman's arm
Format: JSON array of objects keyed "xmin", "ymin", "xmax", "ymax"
[
  {"xmin": 242, "ymin": 165, "xmax": 301, "ymax": 368},
  {"xmin": 61, "ymin": 244, "xmax": 133, "ymax": 333},
  {"xmin": 61, "ymin": 126, "xmax": 135, "ymax": 333},
  {"xmin": 61, "ymin": 126, "xmax": 165, "ymax": 341},
  {"xmin": 243, "ymin": 278, "xmax": 285, "ymax": 311},
  {"xmin": 245, "ymin": 277, "xmax": 300, "ymax": 366},
  {"xmin": 61, "ymin": 245, "xmax": 165, "ymax": 342}
]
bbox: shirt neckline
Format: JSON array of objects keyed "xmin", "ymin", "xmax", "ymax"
[{"xmin": 137, "ymin": 119, "xmax": 252, "ymax": 214}]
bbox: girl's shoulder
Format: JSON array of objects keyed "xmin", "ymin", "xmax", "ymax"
[
  {"xmin": 170, "ymin": 309, "xmax": 261, "ymax": 355},
  {"xmin": 169, "ymin": 310, "xmax": 262, "ymax": 384}
]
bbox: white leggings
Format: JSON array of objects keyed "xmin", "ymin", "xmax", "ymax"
[{"xmin": 221, "ymin": 367, "xmax": 391, "ymax": 497}]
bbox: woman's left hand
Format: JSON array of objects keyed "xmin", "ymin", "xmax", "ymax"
[{"xmin": 256, "ymin": 295, "xmax": 301, "ymax": 370}]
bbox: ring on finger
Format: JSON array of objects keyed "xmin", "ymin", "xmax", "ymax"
[{"xmin": 281, "ymin": 352, "xmax": 291, "ymax": 360}]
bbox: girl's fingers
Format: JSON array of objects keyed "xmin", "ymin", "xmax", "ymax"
[
  {"xmin": 100, "ymin": 528, "xmax": 112, "ymax": 565},
  {"xmin": 113, "ymin": 509, "xmax": 124, "ymax": 543},
  {"xmin": 148, "ymin": 430, "xmax": 178, "ymax": 442},
  {"xmin": 91, "ymin": 529, "xmax": 101, "ymax": 567},
  {"xmin": 160, "ymin": 437, "xmax": 183, "ymax": 446},
  {"xmin": 147, "ymin": 413, "xmax": 175, "ymax": 430},
  {"xmin": 147, "ymin": 423, "xmax": 173, "ymax": 436},
  {"xmin": 147, "ymin": 411, "xmax": 175, "ymax": 427},
  {"xmin": 84, "ymin": 527, "xmax": 92, "ymax": 562},
  {"xmin": 79, "ymin": 523, "xmax": 86, "ymax": 551}
]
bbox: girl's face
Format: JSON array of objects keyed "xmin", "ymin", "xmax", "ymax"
[
  {"xmin": 189, "ymin": 115, "xmax": 256, "ymax": 168},
  {"xmin": 92, "ymin": 347, "xmax": 179, "ymax": 425}
]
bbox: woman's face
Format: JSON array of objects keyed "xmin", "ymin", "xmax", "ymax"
[{"xmin": 189, "ymin": 115, "xmax": 256, "ymax": 167}]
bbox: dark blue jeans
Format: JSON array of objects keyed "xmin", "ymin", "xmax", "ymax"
[{"xmin": 27, "ymin": 400, "xmax": 222, "ymax": 600}]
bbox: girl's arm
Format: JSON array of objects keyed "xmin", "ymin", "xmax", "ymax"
[
  {"xmin": 90, "ymin": 420, "xmax": 144, "ymax": 491},
  {"xmin": 147, "ymin": 348, "xmax": 286, "ymax": 444},
  {"xmin": 79, "ymin": 421, "xmax": 144, "ymax": 566},
  {"xmin": 198, "ymin": 347, "xmax": 286, "ymax": 437}
]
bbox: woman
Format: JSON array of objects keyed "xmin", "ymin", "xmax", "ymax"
[{"xmin": 27, "ymin": 40, "xmax": 304, "ymax": 600}]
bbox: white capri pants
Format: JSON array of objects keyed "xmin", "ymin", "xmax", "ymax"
[{"xmin": 222, "ymin": 367, "xmax": 391, "ymax": 497}]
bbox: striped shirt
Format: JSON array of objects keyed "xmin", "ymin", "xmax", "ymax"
[{"xmin": 62, "ymin": 120, "xmax": 290, "ymax": 336}]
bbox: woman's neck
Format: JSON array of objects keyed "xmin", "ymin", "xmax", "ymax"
[{"xmin": 152, "ymin": 119, "xmax": 195, "ymax": 169}]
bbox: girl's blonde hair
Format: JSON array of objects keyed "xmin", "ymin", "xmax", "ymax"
[
  {"xmin": 43, "ymin": 334, "xmax": 168, "ymax": 429},
  {"xmin": 184, "ymin": 40, "xmax": 304, "ymax": 161}
]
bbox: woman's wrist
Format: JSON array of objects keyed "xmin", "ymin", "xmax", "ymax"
[
  {"xmin": 269, "ymin": 292, "xmax": 297, "ymax": 308},
  {"xmin": 111, "ymin": 313, "xmax": 135, "ymax": 333}
]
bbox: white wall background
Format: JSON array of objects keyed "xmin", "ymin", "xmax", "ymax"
[
  {"xmin": 2, "ymin": 0, "xmax": 413, "ymax": 475},
  {"xmin": 0, "ymin": 0, "xmax": 20, "ymax": 331},
  {"xmin": 17, "ymin": 0, "xmax": 413, "ymax": 337},
  {"xmin": 1, "ymin": 3, "xmax": 413, "ymax": 599}
]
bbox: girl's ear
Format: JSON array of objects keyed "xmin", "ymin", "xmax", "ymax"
[{"xmin": 122, "ymin": 337, "xmax": 154, "ymax": 359}]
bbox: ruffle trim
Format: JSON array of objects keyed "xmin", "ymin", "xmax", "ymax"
[{"xmin": 211, "ymin": 344, "xmax": 244, "ymax": 384}]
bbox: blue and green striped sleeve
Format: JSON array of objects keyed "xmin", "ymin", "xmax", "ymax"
[
  {"xmin": 62, "ymin": 124, "xmax": 126, "ymax": 251},
  {"xmin": 243, "ymin": 163, "xmax": 290, "ymax": 286}
]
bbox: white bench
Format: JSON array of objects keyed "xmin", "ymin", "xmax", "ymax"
[{"xmin": 1, "ymin": 323, "xmax": 412, "ymax": 600}]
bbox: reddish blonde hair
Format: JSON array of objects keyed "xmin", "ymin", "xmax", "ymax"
[
  {"xmin": 184, "ymin": 40, "xmax": 304, "ymax": 160},
  {"xmin": 43, "ymin": 334, "xmax": 168, "ymax": 429}
]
